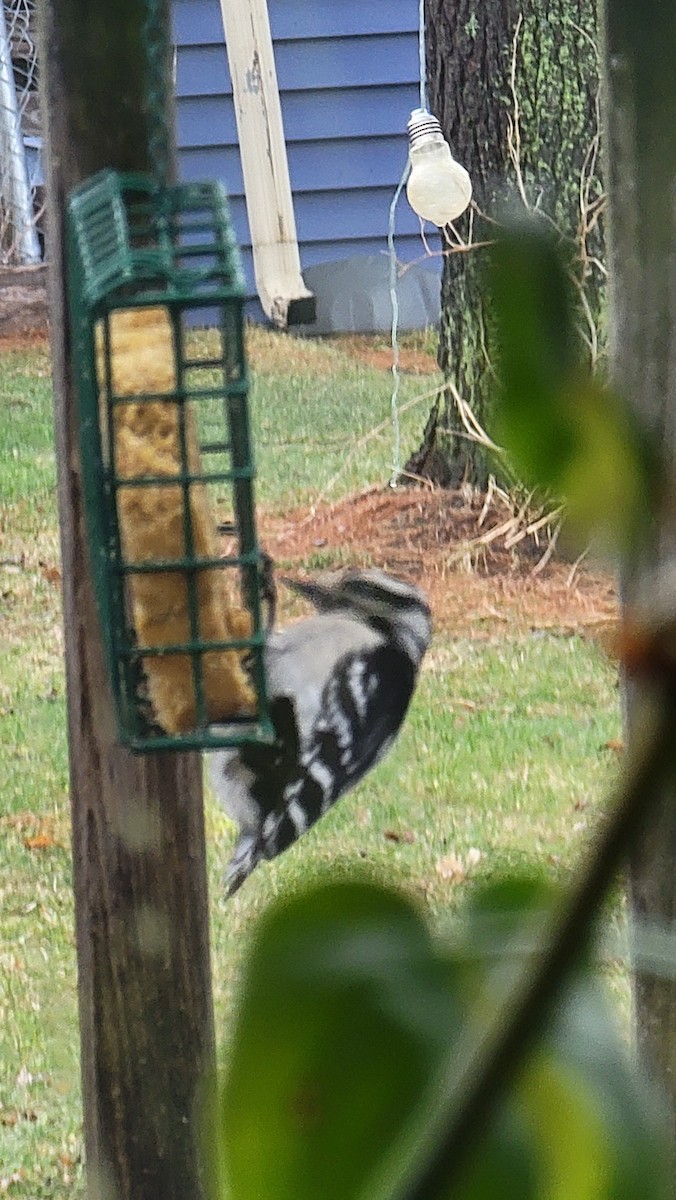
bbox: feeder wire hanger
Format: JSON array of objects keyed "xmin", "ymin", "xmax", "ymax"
[
  {"xmin": 388, "ymin": 0, "xmax": 428, "ymax": 489},
  {"xmin": 388, "ymin": 0, "xmax": 472, "ymax": 488},
  {"xmin": 143, "ymin": 0, "xmax": 172, "ymax": 191}
]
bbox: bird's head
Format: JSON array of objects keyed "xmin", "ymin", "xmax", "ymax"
[{"xmin": 283, "ymin": 567, "xmax": 432, "ymax": 664}]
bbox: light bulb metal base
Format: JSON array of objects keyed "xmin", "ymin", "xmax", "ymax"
[{"xmin": 407, "ymin": 108, "xmax": 444, "ymax": 150}]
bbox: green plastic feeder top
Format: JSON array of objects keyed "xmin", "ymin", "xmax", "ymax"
[{"xmin": 68, "ymin": 168, "xmax": 247, "ymax": 309}]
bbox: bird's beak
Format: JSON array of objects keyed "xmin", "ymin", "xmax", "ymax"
[{"xmin": 281, "ymin": 574, "xmax": 340, "ymax": 610}]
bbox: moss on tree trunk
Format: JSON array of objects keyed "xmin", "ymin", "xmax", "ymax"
[{"xmin": 410, "ymin": 0, "xmax": 603, "ymax": 487}]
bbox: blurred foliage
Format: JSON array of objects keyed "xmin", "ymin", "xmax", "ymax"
[
  {"xmin": 208, "ymin": 876, "xmax": 668, "ymax": 1200},
  {"xmin": 205, "ymin": 222, "xmax": 670, "ymax": 1197},
  {"xmin": 488, "ymin": 219, "xmax": 657, "ymax": 554}
]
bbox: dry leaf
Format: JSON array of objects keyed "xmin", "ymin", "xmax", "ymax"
[
  {"xmin": 436, "ymin": 853, "xmax": 466, "ymax": 883},
  {"xmin": 1, "ymin": 1169, "xmax": 27, "ymax": 1192},
  {"xmin": 3, "ymin": 811, "xmax": 37, "ymax": 831},
  {"xmin": 0, "ymin": 1109, "xmax": 37, "ymax": 1127},
  {"xmin": 39, "ymin": 562, "xmax": 62, "ymax": 586},
  {"xmin": 603, "ymin": 738, "xmax": 624, "ymax": 754},
  {"xmin": 436, "ymin": 847, "xmax": 482, "ymax": 882},
  {"xmin": 24, "ymin": 833, "xmax": 57, "ymax": 851},
  {"xmin": 383, "ymin": 829, "xmax": 416, "ymax": 845}
]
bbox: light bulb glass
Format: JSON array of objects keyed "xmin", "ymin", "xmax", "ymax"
[{"xmin": 405, "ymin": 108, "xmax": 472, "ymax": 226}]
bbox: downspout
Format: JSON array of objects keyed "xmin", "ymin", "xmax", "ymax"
[
  {"xmin": 0, "ymin": 1, "xmax": 40, "ymax": 263},
  {"xmin": 218, "ymin": 0, "xmax": 315, "ymax": 328}
]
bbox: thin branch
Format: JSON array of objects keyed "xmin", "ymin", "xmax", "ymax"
[
  {"xmin": 566, "ymin": 547, "xmax": 590, "ymax": 588},
  {"xmin": 446, "ymin": 378, "xmax": 504, "ymax": 454},
  {"xmin": 529, "ymin": 522, "xmax": 561, "ymax": 576},
  {"xmin": 506, "ymin": 14, "xmax": 529, "ymax": 211}
]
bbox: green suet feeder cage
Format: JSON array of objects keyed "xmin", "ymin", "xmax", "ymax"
[{"xmin": 67, "ymin": 169, "xmax": 274, "ymax": 751}]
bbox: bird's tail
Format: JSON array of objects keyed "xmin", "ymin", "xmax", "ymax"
[{"xmin": 224, "ymin": 833, "xmax": 262, "ymax": 898}]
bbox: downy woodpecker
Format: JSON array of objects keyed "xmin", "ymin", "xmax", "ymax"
[{"xmin": 209, "ymin": 567, "xmax": 432, "ymax": 895}]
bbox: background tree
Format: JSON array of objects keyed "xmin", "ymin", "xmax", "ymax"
[
  {"xmin": 408, "ymin": 0, "xmax": 603, "ymax": 488},
  {"xmin": 602, "ymin": 0, "xmax": 676, "ymax": 1164}
]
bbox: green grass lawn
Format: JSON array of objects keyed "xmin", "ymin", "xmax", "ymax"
[{"xmin": 0, "ymin": 334, "xmax": 622, "ymax": 1197}]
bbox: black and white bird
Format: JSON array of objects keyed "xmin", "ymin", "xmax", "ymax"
[{"xmin": 209, "ymin": 567, "xmax": 432, "ymax": 896}]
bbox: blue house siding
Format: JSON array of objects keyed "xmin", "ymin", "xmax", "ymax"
[{"xmin": 173, "ymin": 0, "xmax": 437, "ymax": 320}]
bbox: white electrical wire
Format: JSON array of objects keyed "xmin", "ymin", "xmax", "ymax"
[
  {"xmin": 388, "ymin": 0, "xmax": 428, "ymax": 488},
  {"xmin": 387, "ymin": 166, "xmax": 409, "ymax": 488},
  {"xmin": 418, "ymin": 0, "xmax": 427, "ymax": 111}
]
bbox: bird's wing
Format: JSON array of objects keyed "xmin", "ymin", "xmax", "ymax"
[
  {"xmin": 238, "ymin": 695, "xmax": 300, "ymax": 791},
  {"xmin": 221, "ymin": 697, "xmax": 301, "ymax": 893},
  {"xmin": 259, "ymin": 642, "xmax": 417, "ymax": 862}
]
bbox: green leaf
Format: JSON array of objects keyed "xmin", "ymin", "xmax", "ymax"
[
  {"xmin": 212, "ymin": 878, "xmax": 461, "ymax": 1200},
  {"xmin": 488, "ymin": 220, "xmax": 655, "ymax": 551},
  {"xmin": 209, "ymin": 875, "xmax": 668, "ymax": 1200},
  {"xmin": 520, "ymin": 1051, "xmax": 614, "ymax": 1200},
  {"xmin": 434, "ymin": 876, "xmax": 669, "ymax": 1200},
  {"xmin": 533, "ymin": 977, "xmax": 669, "ymax": 1200},
  {"xmin": 489, "ymin": 222, "xmax": 580, "ymax": 479}
]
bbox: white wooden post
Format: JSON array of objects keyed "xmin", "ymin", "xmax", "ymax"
[{"xmin": 218, "ymin": 0, "xmax": 315, "ymax": 327}]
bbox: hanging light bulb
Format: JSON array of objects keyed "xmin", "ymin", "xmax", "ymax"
[{"xmin": 406, "ymin": 108, "xmax": 472, "ymax": 226}]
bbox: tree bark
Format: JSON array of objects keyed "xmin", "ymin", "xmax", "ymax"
[
  {"xmin": 414, "ymin": 0, "xmax": 602, "ymax": 487},
  {"xmin": 40, "ymin": 3, "xmax": 215, "ymax": 1197},
  {"xmin": 602, "ymin": 0, "xmax": 676, "ymax": 1168}
]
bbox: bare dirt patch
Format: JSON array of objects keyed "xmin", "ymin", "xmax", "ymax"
[
  {"xmin": 0, "ymin": 321, "xmax": 437, "ymax": 374},
  {"xmin": 0, "ymin": 324, "xmax": 615, "ymax": 639},
  {"xmin": 0, "ymin": 266, "xmax": 49, "ymax": 345},
  {"xmin": 259, "ymin": 485, "xmax": 617, "ymax": 639},
  {"xmin": 335, "ymin": 334, "xmax": 438, "ymax": 375},
  {"xmin": 0, "ymin": 327, "xmax": 50, "ymax": 353},
  {"xmin": 245, "ymin": 329, "xmax": 438, "ymax": 377}
]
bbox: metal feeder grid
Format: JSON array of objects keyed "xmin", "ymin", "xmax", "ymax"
[{"xmin": 67, "ymin": 169, "xmax": 274, "ymax": 751}]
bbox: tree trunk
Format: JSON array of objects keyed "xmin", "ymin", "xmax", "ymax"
[
  {"xmin": 40, "ymin": 3, "xmax": 216, "ymax": 1197},
  {"xmin": 413, "ymin": 0, "xmax": 603, "ymax": 487},
  {"xmin": 602, "ymin": 0, "xmax": 676, "ymax": 1167}
]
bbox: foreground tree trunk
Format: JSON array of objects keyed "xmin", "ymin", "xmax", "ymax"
[
  {"xmin": 603, "ymin": 0, "xmax": 676, "ymax": 1168},
  {"xmin": 411, "ymin": 0, "xmax": 603, "ymax": 487},
  {"xmin": 41, "ymin": 2, "xmax": 216, "ymax": 1197}
]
